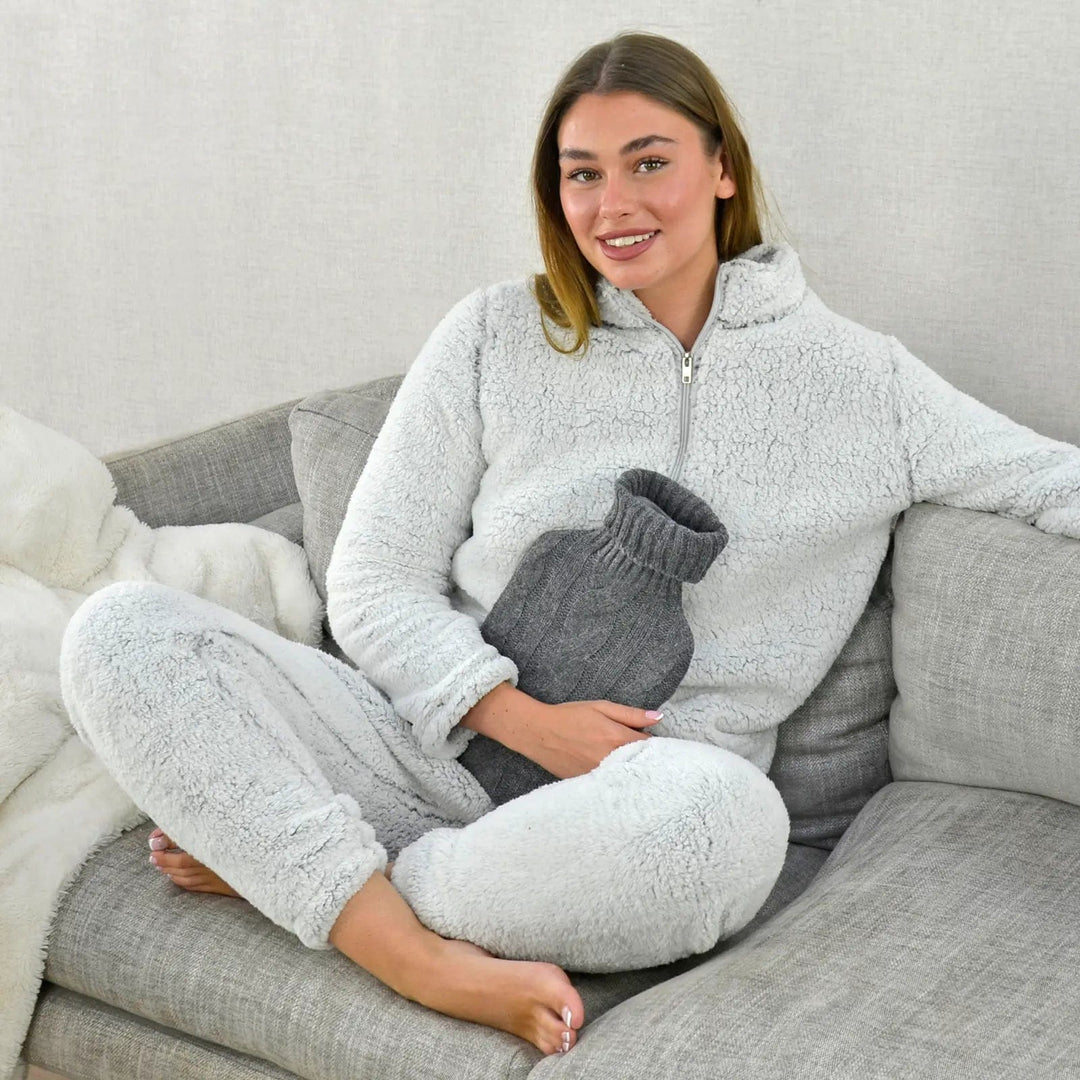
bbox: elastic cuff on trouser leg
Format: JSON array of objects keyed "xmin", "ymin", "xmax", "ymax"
[
  {"xmin": 391, "ymin": 737, "xmax": 789, "ymax": 973},
  {"xmin": 285, "ymin": 794, "xmax": 388, "ymax": 950}
]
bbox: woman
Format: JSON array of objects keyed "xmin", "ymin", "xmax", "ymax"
[{"xmin": 60, "ymin": 31, "xmax": 1080, "ymax": 1060}]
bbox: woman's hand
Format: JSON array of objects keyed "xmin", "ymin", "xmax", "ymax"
[
  {"xmin": 518, "ymin": 699, "xmax": 662, "ymax": 780},
  {"xmin": 461, "ymin": 682, "xmax": 661, "ymax": 780}
]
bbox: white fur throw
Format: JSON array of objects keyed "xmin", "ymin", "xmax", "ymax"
[{"xmin": 0, "ymin": 405, "xmax": 323, "ymax": 1079}]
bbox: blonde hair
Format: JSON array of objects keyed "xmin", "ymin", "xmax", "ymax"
[{"xmin": 531, "ymin": 32, "xmax": 783, "ymax": 355}]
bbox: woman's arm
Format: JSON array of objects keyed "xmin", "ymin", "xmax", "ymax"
[
  {"xmin": 325, "ymin": 287, "xmax": 518, "ymax": 759},
  {"xmin": 888, "ymin": 336, "xmax": 1080, "ymax": 538}
]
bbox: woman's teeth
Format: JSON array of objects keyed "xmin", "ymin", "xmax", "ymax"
[{"xmin": 603, "ymin": 232, "xmax": 656, "ymax": 247}]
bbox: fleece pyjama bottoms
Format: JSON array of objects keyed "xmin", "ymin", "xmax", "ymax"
[{"xmin": 59, "ymin": 579, "xmax": 789, "ymax": 973}]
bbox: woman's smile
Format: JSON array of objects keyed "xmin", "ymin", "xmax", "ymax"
[{"xmin": 597, "ymin": 229, "xmax": 660, "ymax": 260}]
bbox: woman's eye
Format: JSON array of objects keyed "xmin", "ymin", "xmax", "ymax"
[
  {"xmin": 637, "ymin": 157, "xmax": 667, "ymax": 172},
  {"xmin": 567, "ymin": 169, "xmax": 599, "ymax": 183}
]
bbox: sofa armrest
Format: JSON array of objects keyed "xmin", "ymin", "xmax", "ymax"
[{"xmin": 889, "ymin": 502, "xmax": 1080, "ymax": 805}]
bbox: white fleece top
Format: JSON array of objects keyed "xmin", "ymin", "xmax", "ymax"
[{"xmin": 325, "ymin": 242, "xmax": 1080, "ymax": 773}]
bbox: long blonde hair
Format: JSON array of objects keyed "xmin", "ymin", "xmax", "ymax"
[{"xmin": 532, "ymin": 32, "xmax": 782, "ymax": 355}]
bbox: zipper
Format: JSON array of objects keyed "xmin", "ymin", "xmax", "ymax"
[
  {"xmin": 648, "ymin": 288, "xmax": 723, "ymax": 483},
  {"xmin": 672, "ymin": 352, "xmax": 693, "ymax": 481}
]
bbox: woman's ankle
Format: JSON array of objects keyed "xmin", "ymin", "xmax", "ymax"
[{"xmin": 328, "ymin": 869, "xmax": 443, "ymax": 998}]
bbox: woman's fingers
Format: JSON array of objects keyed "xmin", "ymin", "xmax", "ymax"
[{"xmin": 592, "ymin": 700, "xmax": 664, "ymax": 729}]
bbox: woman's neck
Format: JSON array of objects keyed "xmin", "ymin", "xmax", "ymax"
[{"xmin": 633, "ymin": 259, "xmax": 719, "ymax": 352}]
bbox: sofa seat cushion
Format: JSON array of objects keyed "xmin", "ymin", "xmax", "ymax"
[
  {"xmin": 530, "ymin": 780, "xmax": 1080, "ymax": 1079},
  {"xmin": 41, "ymin": 822, "xmax": 824, "ymax": 1080}
]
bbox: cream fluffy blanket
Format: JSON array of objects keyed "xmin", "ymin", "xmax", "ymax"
[{"xmin": 0, "ymin": 406, "xmax": 323, "ymax": 1079}]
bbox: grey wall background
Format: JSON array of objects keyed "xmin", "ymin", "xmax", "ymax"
[{"xmin": 2, "ymin": 0, "xmax": 1078, "ymax": 456}]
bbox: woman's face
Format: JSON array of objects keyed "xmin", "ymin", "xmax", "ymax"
[{"xmin": 557, "ymin": 91, "xmax": 735, "ymax": 302}]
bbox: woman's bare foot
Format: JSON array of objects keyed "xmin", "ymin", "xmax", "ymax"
[
  {"xmin": 330, "ymin": 871, "xmax": 583, "ymax": 1057},
  {"xmin": 421, "ymin": 935, "xmax": 583, "ymax": 1057},
  {"xmin": 148, "ymin": 827, "xmax": 241, "ymax": 897}
]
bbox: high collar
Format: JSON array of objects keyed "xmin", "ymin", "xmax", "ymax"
[{"xmin": 595, "ymin": 241, "xmax": 806, "ymax": 334}]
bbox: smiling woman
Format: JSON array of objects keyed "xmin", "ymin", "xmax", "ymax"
[{"xmin": 530, "ymin": 33, "xmax": 774, "ymax": 355}]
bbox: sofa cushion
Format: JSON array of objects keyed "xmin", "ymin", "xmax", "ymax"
[
  {"xmin": 249, "ymin": 501, "xmax": 304, "ymax": 545},
  {"xmin": 890, "ymin": 502, "xmax": 1080, "ymax": 805},
  {"xmin": 767, "ymin": 548, "xmax": 895, "ymax": 849},
  {"xmin": 531, "ymin": 780, "xmax": 1080, "ymax": 1079},
  {"xmin": 40, "ymin": 823, "xmax": 825, "ymax": 1080},
  {"xmin": 27, "ymin": 985, "xmax": 299, "ymax": 1080},
  {"xmin": 104, "ymin": 399, "xmax": 300, "ymax": 528},
  {"xmin": 288, "ymin": 377, "xmax": 403, "ymax": 600}
]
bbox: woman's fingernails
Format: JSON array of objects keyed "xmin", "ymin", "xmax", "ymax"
[
  {"xmin": 562, "ymin": 1006, "xmax": 572, "ymax": 1026},
  {"xmin": 645, "ymin": 710, "xmax": 664, "ymax": 721}
]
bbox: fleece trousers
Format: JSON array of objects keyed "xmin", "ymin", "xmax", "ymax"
[{"xmin": 58, "ymin": 580, "xmax": 789, "ymax": 973}]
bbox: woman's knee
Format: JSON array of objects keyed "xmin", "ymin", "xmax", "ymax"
[
  {"xmin": 59, "ymin": 580, "xmax": 212, "ymax": 744},
  {"xmin": 602, "ymin": 737, "xmax": 789, "ymax": 939}
]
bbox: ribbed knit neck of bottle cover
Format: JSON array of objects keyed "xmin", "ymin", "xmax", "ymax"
[{"xmin": 596, "ymin": 469, "xmax": 728, "ymax": 584}]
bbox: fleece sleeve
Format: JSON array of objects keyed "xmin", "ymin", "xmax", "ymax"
[
  {"xmin": 888, "ymin": 336, "xmax": 1080, "ymax": 539},
  {"xmin": 324, "ymin": 288, "xmax": 519, "ymax": 759}
]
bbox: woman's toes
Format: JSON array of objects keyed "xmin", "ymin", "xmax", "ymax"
[
  {"xmin": 541, "ymin": 1015, "xmax": 574, "ymax": 1056},
  {"xmin": 148, "ymin": 827, "xmax": 176, "ymax": 852},
  {"xmin": 150, "ymin": 850, "xmax": 198, "ymax": 871}
]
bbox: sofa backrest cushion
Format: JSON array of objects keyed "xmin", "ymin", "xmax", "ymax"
[
  {"xmin": 768, "ymin": 554, "xmax": 895, "ymax": 850},
  {"xmin": 890, "ymin": 502, "xmax": 1080, "ymax": 805},
  {"xmin": 104, "ymin": 398, "xmax": 301, "ymax": 528},
  {"xmin": 288, "ymin": 377, "xmax": 404, "ymax": 599}
]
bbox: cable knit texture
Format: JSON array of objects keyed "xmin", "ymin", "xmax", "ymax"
[
  {"xmin": 458, "ymin": 468, "xmax": 728, "ymax": 805},
  {"xmin": 325, "ymin": 242, "xmax": 1080, "ymax": 770}
]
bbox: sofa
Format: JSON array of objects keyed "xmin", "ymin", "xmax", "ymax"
[{"xmin": 21, "ymin": 375, "xmax": 1080, "ymax": 1080}]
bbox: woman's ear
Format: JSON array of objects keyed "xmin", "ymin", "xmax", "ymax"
[{"xmin": 715, "ymin": 164, "xmax": 737, "ymax": 200}]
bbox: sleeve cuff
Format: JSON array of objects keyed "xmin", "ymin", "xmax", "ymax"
[{"xmin": 399, "ymin": 652, "xmax": 520, "ymax": 759}]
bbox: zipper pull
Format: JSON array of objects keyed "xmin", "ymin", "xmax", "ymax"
[{"xmin": 682, "ymin": 352, "xmax": 693, "ymax": 384}]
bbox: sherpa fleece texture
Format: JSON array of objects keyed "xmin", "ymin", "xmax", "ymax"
[
  {"xmin": 0, "ymin": 406, "xmax": 322, "ymax": 1080},
  {"xmin": 326, "ymin": 242, "xmax": 1080, "ymax": 768}
]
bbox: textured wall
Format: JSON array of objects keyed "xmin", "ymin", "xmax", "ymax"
[{"xmin": 2, "ymin": 0, "xmax": 1078, "ymax": 454}]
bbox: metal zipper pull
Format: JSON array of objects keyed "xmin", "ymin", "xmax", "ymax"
[{"xmin": 682, "ymin": 352, "xmax": 693, "ymax": 384}]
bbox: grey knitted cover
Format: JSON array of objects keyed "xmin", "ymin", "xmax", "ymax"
[{"xmin": 458, "ymin": 468, "xmax": 728, "ymax": 805}]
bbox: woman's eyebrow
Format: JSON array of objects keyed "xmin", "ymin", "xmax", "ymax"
[{"xmin": 558, "ymin": 134, "xmax": 678, "ymax": 161}]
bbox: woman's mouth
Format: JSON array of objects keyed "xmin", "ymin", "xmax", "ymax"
[{"xmin": 598, "ymin": 231, "xmax": 659, "ymax": 261}]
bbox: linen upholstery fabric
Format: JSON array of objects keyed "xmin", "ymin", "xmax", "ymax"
[
  {"xmin": 767, "ymin": 548, "xmax": 895, "ymax": 849},
  {"xmin": 26, "ymin": 986, "xmax": 299, "ymax": 1080},
  {"xmin": 890, "ymin": 502, "xmax": 1080, "ymax": 804},
  {"xmin": 529, "ymin": 781, "xmax": 1080, "ymax": 1079},
  {"xmin": 287, "ymin": 377, "xmax": 403, "ymax": 599},
  {"xmin": 104, "ymin": 399, "xmax": 301, "ymax": 528},
  {"xmin": 42, "ymin": 826, "xmax": 538, "ymax": 1080},
  {"xmin": 247, "ymin": 501, "xmax": 304, "ymax": 545},
  {"xmin": 40, "ymin": 823, "xmax": 825, "ymax": 1080}
]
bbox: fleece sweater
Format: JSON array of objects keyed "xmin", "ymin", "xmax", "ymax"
[{"xmin": 325, "ymin": 242, "xmax": 1080, "ymax": 773}]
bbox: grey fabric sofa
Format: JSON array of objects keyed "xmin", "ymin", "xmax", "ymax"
[{"xmin": 23, "ymin": 377, "xmax": 1080, "ymax": 1080}]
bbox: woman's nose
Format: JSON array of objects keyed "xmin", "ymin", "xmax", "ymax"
[{"xmin": 598, "ymin": 173, "xmax": 635, "ymax": 218}]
